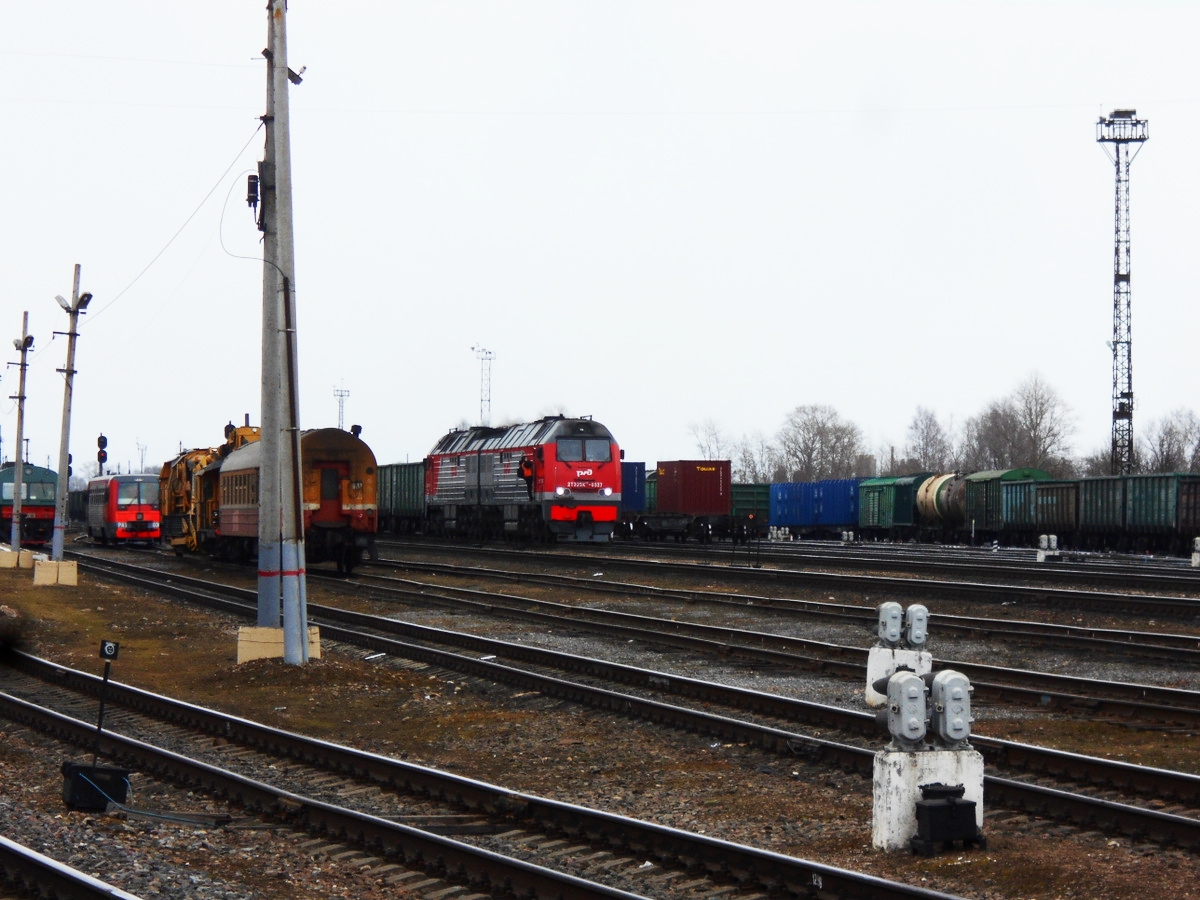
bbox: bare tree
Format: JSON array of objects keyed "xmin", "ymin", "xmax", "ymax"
[
  {"xmin": 1012, "ymin": 372, "xmax": 1075, "ymax": 471},
  {"xmin": 957, "ymin": 374, "xmax": 1075, "ymax": 476},
  {"xmin": 904, "ymin": 407, "xmax": 954, "ymax": 472},
  {"xmin": 732, "ymin": 431, "xmax": 781, "ymax": 483},
  {"xmin": 1077, "ymin": 446, "xmax": 1113, "ymax": 476},
  {"xmin": 775, "ymin": 404, "xmax": 864, "ymax": 482},
  {"xmin": 688, "ymin": 418, "xmax": 730, "ymax": 460},
  {"xmin": 1139, "ymin": 409, "xmax": 1200, "ymax": 473}
]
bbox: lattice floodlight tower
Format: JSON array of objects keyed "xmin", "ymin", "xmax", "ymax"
[
  {"xmin": 471, "ymin": 345, "xmax": 494, "ymax": 427},
  {"xmin": 1096, "ymin": 109, "xmax": 1148, "ymax": 475}
]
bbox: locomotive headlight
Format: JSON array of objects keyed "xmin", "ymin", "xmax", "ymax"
[
  {"xmin": 556, "ymin": 486, "xmax": 571, "ymax": 497},
  {"xmin": 601, "ymin": 487, "xmax": 612, "ymax": 496}
]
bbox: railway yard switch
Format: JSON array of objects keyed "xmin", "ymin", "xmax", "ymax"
[
  {"xmin": 866, "ymin": 603, "xmax": 932, "ymax": 708},
  {"xmin": 872, "ymin": 669, "xmax": 985, "ymax": 852}
]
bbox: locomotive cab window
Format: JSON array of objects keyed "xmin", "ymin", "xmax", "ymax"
[
  {"xmin": 117, "ymin": 481, "xmax": 160, "ymax": 508},
  {"xmin": 27, "ymin": 482, "xmax": 55, "ymax": 501},
  {"xmin": 557, "ymin": 438, "xmax": 612, "ymax": 463}
]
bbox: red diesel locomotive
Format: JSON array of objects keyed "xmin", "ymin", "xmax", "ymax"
[{"xmin": 424, "ymin": 415, "xmax": 622, "ymax": 542}]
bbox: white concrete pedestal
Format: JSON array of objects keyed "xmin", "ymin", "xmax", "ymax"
[
  {"xmin": 872, "ymin": 747, "xmax": 984, "ymax": 851},
  {"xmin": 865, "ymin": 647, "xmax": 931, "ymax": 708}
]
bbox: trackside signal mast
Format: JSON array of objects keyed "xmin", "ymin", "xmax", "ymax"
[{"xmin": 1096, "ymin": 109, "xmax": 1148, "ymax": 476}]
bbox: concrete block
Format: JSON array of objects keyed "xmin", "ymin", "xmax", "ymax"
[
  {"xmin": 17, "ymin": 550, "xmax": 35, "ymax": 569},
  {"xmin": 866, "ymin": 647, "xmax": 932, "ymax": 708},
  {"xmin": 237, "ymin": 626, "xmax": 321, "ymax": 664},
  {"xmin": 56, "ymin": 561, "xmax": 78, "ymax": 586},
  {"xmin": 0, "ymin": 550, "xmax": 16, "ymax": 568},
  {"xmin": 33, "ymin": 560, "xmax": 58, "ymax": 586},
  {"xmin": 872, "ymin": 748, "xmax": 984, "ymax": 851}
]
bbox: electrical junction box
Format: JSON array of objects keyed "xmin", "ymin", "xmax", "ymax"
[
  {"xmin": 911, "ymin": 783, "xmax": 986, "ymax": 856},
  {"xmin": 61, "ymin": 762, "xmax": 130, "ymax": 811}
]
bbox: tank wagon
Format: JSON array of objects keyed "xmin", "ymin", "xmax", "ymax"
[
  {"xmin": 1, "ymin": 462, "xmax": 57, "ymax": 545},
  {"xmin": 423, "ymin": 415, "xmax": 621, "ymax": 542}
]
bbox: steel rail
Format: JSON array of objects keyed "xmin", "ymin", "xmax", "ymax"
[
  {"xmin": 339, "ymin": 568, "xmax": 1200, "ymax": 727},
  {"xmin": 0, "ymin": 672, "xmax": 965, "ymax": 900},
  {"xmin": 63, "ymin": 555, "xmax": 1200, "ymax": 849},
  {"xmin": 382, "ymin": 540, "xmax": 1200, "ymax": 618},
  {"xmin": 0, "ymin": 834, "xmax": 143, "ymax": 900},
  {"xmin": 369, "ymin": 555, "xmax": 1200, "ymax": 660}
]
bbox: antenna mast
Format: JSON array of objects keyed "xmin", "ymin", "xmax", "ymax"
[
  {"xmin": 1096, "ymin": 109, "xmax": 1148, "ymax": 475},
  {"xmin": 471, "ymin": 345, "xmax": 494, "ymax": 426}
]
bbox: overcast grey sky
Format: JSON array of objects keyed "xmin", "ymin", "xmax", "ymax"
[{"xmin": 2, "ymin": 1, "xmax": 1196, "ymax": 476}]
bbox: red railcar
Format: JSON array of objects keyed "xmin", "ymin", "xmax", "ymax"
[
  {"xmin": 213, "ymin": 427, "xmax": 377, "ymax": 572},
  {"xmin": 86, "ymin": 474, "xmax": 161, "ymax": 545},
  {"xmin": 424, "ymin": 415, "xmax": 621, "ymax": 542}
]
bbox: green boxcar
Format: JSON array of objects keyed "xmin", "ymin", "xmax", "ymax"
[
  {"xmin": 858, "ymin": 477, "xmax": 898, "ymax": 530},
  {"xmin": 1034, "ymin": 481, "xmax": 1079, "ymax": 534},
  {"xmin": 732, "ymin": 483, "xmax": 770, "ymax": 522},
  {"xmin": 1125, "ymin": 473, "xmax": 1185, "ymax": 534},
  {"xmin": 1000, "ymin": 480, "xmax": 1039, "ymax": 532},
  {"xmin": 377, "ymin": 461, "xmax": 425, "ymax": 533},
  {"xmin": 963, "ymin": 468, "xmax": 1052, "ymax": 534},
  {"xmin": 1078, "ymin": 476, "xmax": 1125, "ymax": 533}
]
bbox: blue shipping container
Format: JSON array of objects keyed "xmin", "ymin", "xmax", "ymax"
[
  {"xmin": 770, "ymin": 482, "xmax": 815, "ymax": 529},
  {"xmin": 813, "ymin": 478, "xmax": 862, "ymax": 529},
  {"xmin": 620, "ymin": 461, "xmax": 647, "ymax": 514}
]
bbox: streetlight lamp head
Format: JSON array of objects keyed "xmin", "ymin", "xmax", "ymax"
[
  {"xmin": 56, "ymin": 294, "xmax": 70, "ymax": 312},
  {"xmin": 77, "ymin": 292, "xmax": 92, "ymax": 310}
]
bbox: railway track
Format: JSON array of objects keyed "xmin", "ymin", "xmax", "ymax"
[
  {"xmin": 341, "ymin": 562, "xmax": 1200, "ymax": 729},
  {"xmin": 378, "ymin": 540, "xmax": 1200, "ymax": 618},
  {"xmin": 365, "ymin": 553, "xmax": 1200, "ymax": 665},
  {"xmin": 594, "ymin": 539, "xmax": 1200, "ymax": 594},
  {"xmin": 55, "ymin": 552, "xmax": 1200, "ymax": 853},
  {"xmin": 0, "ymin": 834, "xmax": 141, "ymax": 900},
  {"xmin": 0, "ymin": 652, "xmax": 965, "ymax": 900}
]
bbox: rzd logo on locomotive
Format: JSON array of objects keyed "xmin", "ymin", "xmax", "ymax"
[{"xmin": 576, "ymin": 468, "xmax": 593, "ymax": 477}]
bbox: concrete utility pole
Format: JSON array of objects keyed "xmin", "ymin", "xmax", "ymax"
[
  {"xmin": 1096, "ymin": 109, "xmax": 1148, "ymax": 475},
  {"xmin": 8, "ymin": 313, "xmax": 33, "ymax": 550},
  {"xmin": 257, "ymin": 0, "xmax": 309, "ymax": 663},
  {"xmin": 51, "ymin": 265, "xmax": 92, "ymax": 561}
]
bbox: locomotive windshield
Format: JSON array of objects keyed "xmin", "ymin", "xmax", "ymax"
[
  {"xmin": 2, "ymin": 481, "xmax": 55, "ymax": 501},
  {"xmin": 556, "ymin": 438, "xmax": 612, "ymax": 463},
  {"xmin": 116, "ymin": 481, "xmax": 161, "ymax": 508}
]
